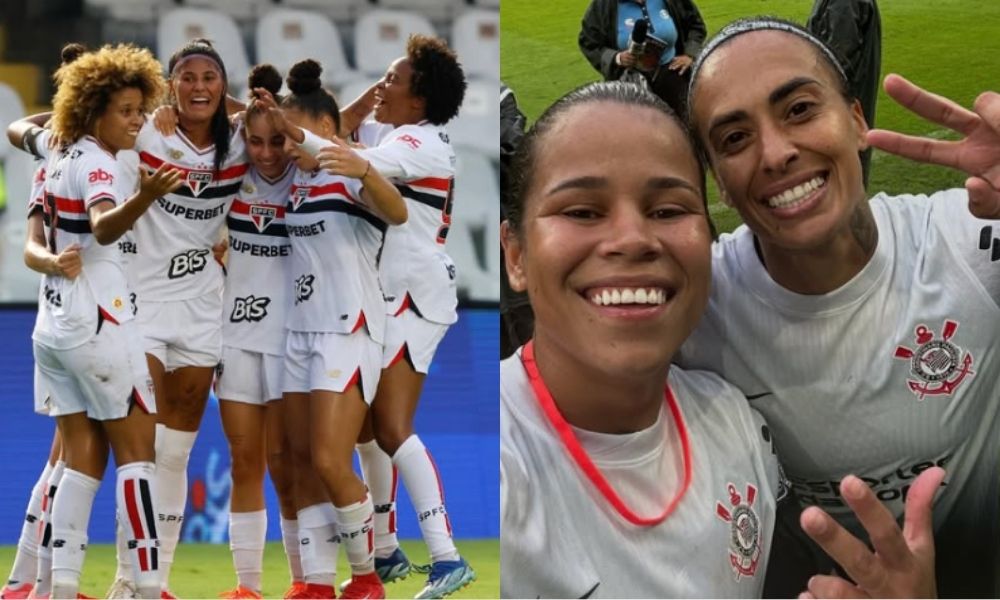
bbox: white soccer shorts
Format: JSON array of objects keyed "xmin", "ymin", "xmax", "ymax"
[
  {"xmin": 33, "ymin": 320, "xmax": 155, "ymax": 420},
  {"xmin": 381, "ymin": 309, "xmax": 449, "ymax": 374},
  {"xmin": 216, "ymin": 346, "xmax": 284, "ymax": 404},
  {"xmin": 283, "ymin": 329, "xmax": 382, "ymax": 404},
  {"xmin": 137, "ymin": 291, "xmax": 223, "ymax": 370}
]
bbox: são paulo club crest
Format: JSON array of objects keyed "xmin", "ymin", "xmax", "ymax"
[
  {"xmin": 186, "ymin": 170, "xmax": 213, "ymax": 197},
  {"xmin": 292, "ymin": 187, "xmax": 310, "ymax": 210},
  {"xmin": 715, "ymin": 482, "xmax": 762, "ymax": 579},
  {"xmin": 893, "ymin": 319, "xmax": 975, "ymax": 401},
  {"xmin": 249, "ymin": 205, "xmax": 277, "ymax": 233}
]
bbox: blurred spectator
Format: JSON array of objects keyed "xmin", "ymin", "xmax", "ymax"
[{"xmin": 808, "ymin": 0, "xmax": 881, "ymax": 185}]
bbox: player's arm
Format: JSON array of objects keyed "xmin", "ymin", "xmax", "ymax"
[
  {"xmin": 23, "ymin": 212, "xmax": 81, "ymax": 278},
  {"xmin": 89, "ymin": 164, "xmax": 183, "ymax": 245},
  {"xmin": 7, "ymin": 113, "xmax": 53, "ymax": 160},
  {"xmin": 339, "ymin": 82, "xmax": 378, "ymax": 138},
  {"xmin": 799, "ymin": 468, "xmax": 943, "ymax": 599}
]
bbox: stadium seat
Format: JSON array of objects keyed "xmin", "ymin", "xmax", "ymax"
[
  {"xmin": 449, "ymin": 147, "xmax": 501, "ymax": 302},
  {"xmin": 447, "ymin": 79, "xmax": 499, "ymax": 158},
  {"xmin": 157, "ymin": 8, "xmax": 252, "ymax": 96},
  {"xmin": 84, "ymin": 0, "xmax": 168, "ymax": 21},
  {"xmin": 375, "ymin": 0, "xmax": 464, "ymax": 22},
  {"xmin": 354, "ymin": 9, "xmax": 436, "ymax": 77},
  {"xmin": 180, "ymin": 0, "xmax": 271, "ymax": 22},
  {"xmin": 452, "ymin": 9, "xmax": 499, "ymax": 80},
  {"xmin": 337, "ymin": 77, "xmax": 378, "ymax": 112},
  {"xmin": 280, "ymin": 0, "xmax": 371, "ymax": 23},
  {"xmin": 256, "ymin": 8, "xmax": 362, "ymax": 90}
]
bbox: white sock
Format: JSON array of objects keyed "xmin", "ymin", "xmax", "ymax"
[
  {"xmin": 154, "ymin": 425, "xmax": 198, "ymax": 590},
  {"xmin": 393, "ymin": 435, "xmax": 459, "ymax": 563},
  {"xmin": 6, "ymin": 461, "xmax": 52, "ymax": 587},
  {"xmin": 34, "ymin": 460, "xmax": 65, "ymax": 598},
  {"xmin": 356, "ymin": 440, "xmax": 399, "ymax": 559},
  {"xmin": 280, "ymin": 517, "xmax": 304, "ymax": 583},
  {"xmin": 50, "ymin": 469, "xmax": 100, "ymax": 599},
  {"xmin": 113, "ymin": 513, "xmax": 134, "ymax": 584},
  {"xmin": 229, "ymin": 510, "xmax": 266, "ymax": 592},
  {"xmin": 334, "ymin": 495, "xmax": 375, "ymax": 576},
  {"xmin": 297, "ymin": 503, "xmax": 338, "ymax": 586},
  {"xmin": 117, "ymin": 461, "xmax": 161, "ymax": 599}
]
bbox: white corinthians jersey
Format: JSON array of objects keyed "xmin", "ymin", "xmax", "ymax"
[
  {"xmin": 223, "ymin": 164, "xmax": 294, "ymax": 355},
  {"xmin": 285, "ymin": 168, "xmax": 386, "ymax": 342},
  {"xmin": 132, "ymin": 120, "xmax": 248, "ymax": 300},
  {"xmin": 501, "ymin": 349, "xmax": 782, "ymax": 598},
  {"xmin": 678, "ymin": 190, "xmax": 1000, "ymax": 597},
  {"xmin": 355, "ymin": 121, "xmax": 458, "ymax": 324},
  {"xmin": 33, "ymin": 136, "xmax": 135, "ymax": 349}
]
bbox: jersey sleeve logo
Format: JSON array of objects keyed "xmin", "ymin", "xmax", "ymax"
[
  {"xmin": 186, "ymin": 171, "xmax": 213, "ymax": 197},
  {"xmin": 397, "ymin": 134, "xmax": 422, "ymax": 150},
  {"xmin": 715, "ymin": 482, "xmax": 762, "ymax": 580},
  {"xmin": 88, "ymin": 168, "xmax": 114, "ymax": 186},
  {"xmin": 893, "ymin": 319, "xmax": 976, "ymax": 400}
]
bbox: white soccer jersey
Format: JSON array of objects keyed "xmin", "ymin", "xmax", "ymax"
[
  {"xmin": 355, "ymin": 121, "xmax": 458, "ymax": 324},
  {"xmin": 223, "ymin": 164, "xmax": 294, "ymax": 355},
  {"xmin": 33, "ymin": 136, "xmax": 135, "ymax": 350},
  {"xmin": 284, "ymin": 167, "xmax": 387, "ymax": 343},
  {"xmin": 677, "ymin": 190, "xmax": 1000, "ymax": 597},
  {"xmin": 131, "ymin": 120, "xmax": 248, "ymax": 300},
  {"xmin": 501, "ymin": 346, "xmax": 782, "ymax": 599}
]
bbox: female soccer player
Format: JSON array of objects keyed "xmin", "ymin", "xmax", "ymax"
[
  {"xmin": 500, "ymin": 79, "xmax": 944, "ymax": 599},
  {"xmin": 340, "ymin": 34, "xmax": 475, "ymax": 598},
  {"xmin": 255, "ymin": 58, "xmax": 407, "ymax": 600},
  {"xmin": 679, "ymin": 17, "xmax": 1000, "ymax": 597},
  {"xmin": 9, "ymin": 43, "xmax": 183, "ymax": 600},
  {"xmin": 214, "ymin": 64, "xmax": 296, "ymax": 600}
]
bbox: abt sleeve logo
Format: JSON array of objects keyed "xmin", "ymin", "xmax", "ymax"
[
  {"xmin": 168, "ymin": 249, "xmax": 210, "ymax": 279},
  {"xmin": 88, "ymin": 168, "xmax": 114, "ymax": 186},
  {"xmin": 230, "ymin": 295, "xmax": 271, "ymax": 322}
]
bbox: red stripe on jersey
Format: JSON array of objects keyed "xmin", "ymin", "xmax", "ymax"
[
  {"xmin": 406, "ymin": 177, "xmax": 451, "ymax": 192},
  {"xmin": 520, "ymin": 340, "xmax": 693, "ymax": 527},
  {"xmin": 392, "ymin": 293, "xmax": 411, "ymax": 317},
  {"xmin": 230, "ymin": 199, "xmax": 286, "ymax": 217},
  {"xmin": 49, "ymin": 195, "xmax": 86, "ymax": 214},
  {"xmin": 86, "ymin": 193, "xmax": 116, "ymax": 208},
  {"xmin": 139, "ymin": 151, "xmax": 249, "ymax": 181},
  {"xmin": 386, "ymin": 343, "xmax": 407, "ymax": 369},
  {"xmin": 295, "ymin": 181, "xmax": 356, "ymax": 202}
]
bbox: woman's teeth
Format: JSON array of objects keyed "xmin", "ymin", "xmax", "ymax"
[
  {"xmin": 767, "ymin": 175, "xmax": 825, "ymax": 208},
  {"xmin": 589, "ymin": 287, "xmax": 667, "ymax": 306}
]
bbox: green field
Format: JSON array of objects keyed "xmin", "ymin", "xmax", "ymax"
[
  {"xmin": 0, "ymin": 539, "xmax": 498, "ymax": 599},
  {"xmin": 501, "ymin": 0, "xmax": 1000, "ymax": 233}
]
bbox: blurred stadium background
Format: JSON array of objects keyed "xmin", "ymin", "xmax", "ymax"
[{"xmin": 0, "ymin": 0, "xmax": 499, "ymax": 596}]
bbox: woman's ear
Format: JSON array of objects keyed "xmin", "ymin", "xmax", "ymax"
[
  {"xmin": 501, "ymin": 220, "xmax": 528, "ymax": 293},
  {"xmin": 850, "ymin": 98, "xmax": 869, "ymax": 151}
]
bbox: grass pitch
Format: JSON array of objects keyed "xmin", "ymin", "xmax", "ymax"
[
  {"xmin": 0, "ymin": 539, "xmax": 498, "ymax": 599},
  {"xmin": 501, "ymin": 0, "xmax": 1000, "ymax": 233}
]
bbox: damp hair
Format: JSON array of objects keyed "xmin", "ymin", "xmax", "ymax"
[
  {"xmin": 167, "ymin": 38, "xmax": 231, "ymax": 173},
  {"xmin": 50, "ymin": 43, "xmax": 166, "ymax": 144},
  {"xmin": 406, "ymin": 34, "xmax": 466, "ymax": 125},
  {"xmin": 281, "ymin": 59, "xmax": 340, "ymax": 133},
  {"xmin": 60, "ymin": 42, "xmax": 87, "ymax": 65},
  {"xmin": 246, "ymin": 63, "xmax": 283, "ymax": 122},
  {"xmin": 505, "ymin": 81, "xmax": 712, "ymax": 238}
]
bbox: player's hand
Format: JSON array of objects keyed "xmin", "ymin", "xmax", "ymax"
[
  {"xmin": 211, "ymin": 237, "xmax": 228, "ymax": 265},
  {"xmin": 317, "ymin": 138, "xmax": 369, "ymax": 179},
  {"xmin": 668, "ymin": 54, "xmax": 693, "ymax": 75},
  {"xmin": 799, "ymin": 467, "xmax": 944, "ymax": 599},
  {"xmin": 251, "ymin": 87, "xmax": 291, "ymax": 135},
  {"xmin": 139, "ymin": 163, "xmax": 184, "ymax": 199},
  {"xmin": 868, "ymin": 75, "xmax": 1000, "ymax": 218},
  {"xmin": 54, "ymin": 243, "xmax": 83, "ymax": 279},
  {"xmin": 152, "ymin": 105, "xmax": 179, "ymax": 136}
]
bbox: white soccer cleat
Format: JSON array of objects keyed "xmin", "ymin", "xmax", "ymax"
[{"xmin": 104, "ymin": 578, "xmax": 136, "ymax": 600}]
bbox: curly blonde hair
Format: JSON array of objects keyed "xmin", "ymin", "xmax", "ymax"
[{"xmin": 51, "ymin": 43, "xmax": 166, "ymax": 143}]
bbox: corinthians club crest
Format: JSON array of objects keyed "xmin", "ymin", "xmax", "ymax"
[
  {"xmin": 893, "ymin": 319, "xmax": 975, "ymax": 401},
  {"xmin": 716, "ymin": 482, "xmax": 762, "ymax": 579}
]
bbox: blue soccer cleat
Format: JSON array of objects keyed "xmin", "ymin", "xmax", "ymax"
[{"xmin": 414, "ymin": 558, "xmax": 476, "ymax": 599}]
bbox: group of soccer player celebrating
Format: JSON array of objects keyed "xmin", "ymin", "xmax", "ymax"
[{"xmin": 3, "ymin": 29, "xmax": 475, "ymax": 600}]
